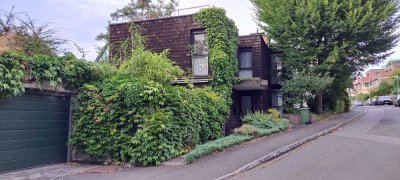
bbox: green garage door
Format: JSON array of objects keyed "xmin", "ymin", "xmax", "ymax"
[{"xmin": 0, "ymin": 93, "xmax": 70, "ymax": 173}]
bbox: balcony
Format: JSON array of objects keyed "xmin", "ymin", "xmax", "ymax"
[{"xmin": 233, "ymin": 78, "xmax": 268, "ymax": 91}]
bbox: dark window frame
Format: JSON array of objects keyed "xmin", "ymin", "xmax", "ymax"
[
  {"xmin": 190, "ymin": 29, "xmax": 208, "ymax": 77},
  {"xmin": 238, "ymin": 48, "xmax": 253, "ymax": 78}
]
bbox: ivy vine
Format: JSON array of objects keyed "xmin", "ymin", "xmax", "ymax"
[
  {"xmin": 0, "ymin": 51, "xmax": 95, "ymax": 98},
  {"xmin": 69, "ymin": 8, "xmax": 241, "ymax": 166},
  {"xmin": 194, "ymin": 8, "xmax": 239, "ymax": 96}
]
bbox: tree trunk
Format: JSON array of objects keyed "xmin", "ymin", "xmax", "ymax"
[{"xmin": 316, "ymin": 94, "xmax": 323, "ymax": 114}]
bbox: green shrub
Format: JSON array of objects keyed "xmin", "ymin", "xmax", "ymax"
[
  {"xmin": 268, "ymin": 108, "xmax": 280, "ymax": 121},
  {"xmin": 70, "ymin": 50, "xmax": 231, "ymax": 165},
  {"xmin": 242, "ymin": 111, "xmax": 273, "ymax": 124},
  {"xmin": 242, "ymin": 110, "xmax": 287, "ymax": 129},
  {"xmin": 185, "ymin": 134, "xmax": 253, "ymax": 163},
  {"xmin": 184, "ymin": 119, "xmax": 290, "ymax": 164},
  {"xmin": 71, "ymin": 7, "xmax": 239, "ymax": 166},
  {"xmin": 254, "ymin": 119, "xmax": 290, "ymax": 136},
  {"xmin": 70, "ymin": 75, "xmax": 230, "ymax": 165},
  {"xmin": 119, "ymin": 48, "xmax": 184, "ymax": 84},
  {"xmin": 335, "ymin": 100, "xmax": 345, "ymax": 113},
  {"xmin": 233, "ymin": 124, "xmax": 258, "ymax": 136}
]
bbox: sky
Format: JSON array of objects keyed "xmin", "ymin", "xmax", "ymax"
[
  {"xmin": 1, "ymin": 0, "xmax": 400, "ymax": 69},
  {"xmin": 1, "ymin": 0, "xmax": 259, "ymax": 61}
]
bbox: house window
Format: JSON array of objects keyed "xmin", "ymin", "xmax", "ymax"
[
  {"xmin": 241, "ymin": 96, "xmax": 252, "ymax": 114},
  {"xmin": 239, "ymin": 49, "xmax": 253, "ymax": 78},
  {"xmin": 271, "ymin": 91, "xmax": 283, "ymax": 107},
  {"xmin": 192, "ymin": 30, "xmax": 208, "ymax": 76},
  {"xmin": 271, "ymin": 54, "xmax": 283, "ymax": 84}
]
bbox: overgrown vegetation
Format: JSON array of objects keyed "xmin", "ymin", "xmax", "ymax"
[
  {"xmin": 70, "ymin": 8, "xmax": 239, "ymax": 166},
  {"xmin": 0, "ymin": 7, "xmax": 66, "ymax": 56},
  {"xmin": 96, "ymin": 0, "xmax": 178, "ymax": 43},
  {"xmin": 252, "ymin": 0, "xmax": 400, "ymax": 113},
  {"xmin": 194, "ymin": 8, "xmax": 239, "ymax": 95},
  {"xmin": 0, "ymin": 51, "xmax": 94, "ymax": 98},
  {"xmin": 281, "ymin": 71, "xmax": 334, "ymax": 108},
  {"xmin": 185, "ymin": 110, "xmax": 290, "ymax": 163},
  {"xmin": 233, "ymin": 124, "xmax": 258, "ymax": 136},
  {"xmin": 240, "ymin": 110, "xmax": 290, "ymax": 133}
]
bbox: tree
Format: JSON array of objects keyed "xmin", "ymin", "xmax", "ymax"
[
  {"xmin": 96, "ymin": 0, "xmax": 178, "ymax": 42},
  {"xmin": 281, "ymin": 71, "xmax": 333, "ymax": 108},
  {"xmin": 0, "ymin": 7, "xmax": 66, "ymax": 56},
  {"xmin": 252, "ymin": 0, "xmax": 400, "ymax": 113},
  {"xmin": 386, "ymin": 59, "xmax": 400, "ymax": 67},
  {"xmin": 391, "ymin": 70, "xmax": 400, "ymax": 95},
  {"xmin": 356, "ymin": 93, "xmax": 369, "ymax": 101},
  {"xmin": 370, "ymin": 80, "xmax": 393, "ymax": 97}
]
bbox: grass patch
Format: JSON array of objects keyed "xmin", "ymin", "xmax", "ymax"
[{"xmin": 185, "ymin": 134, "xmax": 253, "ymax": 163}]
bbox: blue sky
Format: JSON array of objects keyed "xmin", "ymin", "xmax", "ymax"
[{"xmin": 1, "ymin": 0, "xmax": 399, "ymax": 69}]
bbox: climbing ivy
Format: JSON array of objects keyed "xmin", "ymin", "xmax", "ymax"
[
  {"xmin": 70, "ymin": 48, "xmax": 230, "ymax": 165},
  {"xmin": 0, "ymin": 51, "xmax": 95, "ymax": 98},
  {"xmin": 0, "ymin": 51, "xmax": 25, "ymax": 97},
  {"xmin": 69, "ymin": 8, "xmax": 240, "ymax": 166},
  {"xmin": 194, "ymin": 8, "xmax": 239, "ymax": 96}
]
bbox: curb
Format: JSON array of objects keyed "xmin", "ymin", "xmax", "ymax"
[{"xmin": 215, "ymin": 107, "xmax": 367, "ymax": 180}]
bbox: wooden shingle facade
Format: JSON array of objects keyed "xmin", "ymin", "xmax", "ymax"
[{"xmin": 109, "ymin": 14, "xmax": 283, "ymax": 134}]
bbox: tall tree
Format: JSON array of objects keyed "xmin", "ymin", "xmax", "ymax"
[
  {"xmin": 96, "ymin": 0, "xmax": 178, "ymax": 43},
  {"xmin": 252, "ymin": 0, "xmax": 400, "ymax": 113}
]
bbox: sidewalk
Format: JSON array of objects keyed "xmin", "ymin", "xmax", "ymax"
[{"xmin": 63, "ymin": 106, "xmax": 366, "ymax": 180}]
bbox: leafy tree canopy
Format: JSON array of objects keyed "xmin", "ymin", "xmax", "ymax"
[
  {"xmin": 281, "ymin": 71, "xmax": 333, "ymax": 108},
  {"xmin": 111, "ymin": 0, "xmax": 178, "ymax": 22},
  {"xmin": 96, "ymin": 0, "xmax": 178, "ymax": 43},
  {"xmin": 252, "ymin": 0, "xmax": 400, "ymax": 72},
  {"xmin": 252, "ymin": 0, "xmax": 400, "ymax": 111}
]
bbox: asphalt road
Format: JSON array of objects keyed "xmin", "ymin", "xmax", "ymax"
[{"xmin": 234, "ymin": 106, "xmax": 400, "ymax": 180}]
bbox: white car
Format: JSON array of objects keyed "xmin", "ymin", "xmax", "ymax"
[{"xmin": 354, "ymin": 101, "xmax": 363, "ymax": 106}]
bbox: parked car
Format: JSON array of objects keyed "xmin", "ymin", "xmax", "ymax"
[
  {"xmin": 368, "ymin": 97, "xmax": 374, "ymax": 106},
  {"xmin": 354, "ymin": 101, "xmax": 363, "ymax": 106},
  {"xmin": 394, "ymin": 95, "xmax": 400, "ymax": 107},
  {"xmin": 377, "ymin": 96, "xmax": 393, "ymax": 105},
  {"xmin": 369, "ymin": 98, "xmax": 378, "ymax": 106}
]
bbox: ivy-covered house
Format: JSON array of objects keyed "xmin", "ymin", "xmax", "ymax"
[{"xmin": 106, "ymin": 13, "xmax": 283, "ymax": 133}]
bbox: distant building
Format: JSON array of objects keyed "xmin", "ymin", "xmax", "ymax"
[{"xmin": 352, "ymin": 64, "xmax": 400, "ymax": 95}]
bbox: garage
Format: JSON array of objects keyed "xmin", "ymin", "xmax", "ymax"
[{"xmin": 0, "ymin": 92, "xmax": 71, "ymax": 173}]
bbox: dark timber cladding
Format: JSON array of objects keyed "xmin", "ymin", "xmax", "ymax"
[
  {"xmin": 239, "ymin": 34, "xmax": 269, "ymax": 80},
  {"xmin": 0, "ymin": 93, "xmax": 70, "ymax": 173},
  {"xmin": 109, "ymin": 14, "xmax": 202, "ymax": 69},
  {"xmin": 109, "ymin": 15, "xmax": 276, "ymax": 134}
]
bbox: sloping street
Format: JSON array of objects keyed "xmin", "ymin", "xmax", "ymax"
[{"xmin": 235, "ymin": 106, "xmax": 400, "ymax": 180}]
